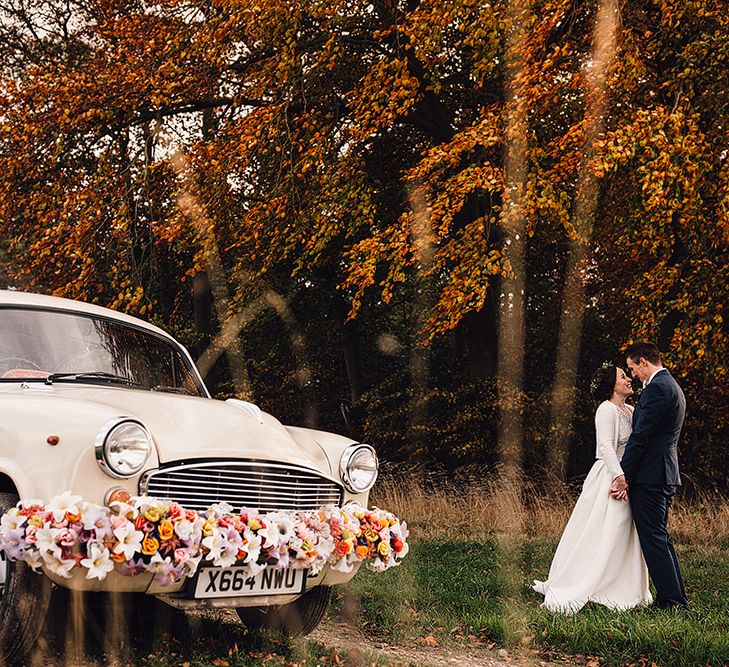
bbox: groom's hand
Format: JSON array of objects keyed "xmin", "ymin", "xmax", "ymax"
[{"xmin": 610, "ymin": 474, "xmax": 628, "ymax": 501}]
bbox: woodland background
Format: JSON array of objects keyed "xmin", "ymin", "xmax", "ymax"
[{"xmin": 0, "ymin": 0, "xmax": 726, "ymax": 490}]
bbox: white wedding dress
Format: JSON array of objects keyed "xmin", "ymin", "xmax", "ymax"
[{"xmin": 533, "ymin": 401, "xmax": 652, "ymax": 613}]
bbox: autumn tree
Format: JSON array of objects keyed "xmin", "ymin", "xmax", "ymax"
[{"xmin": 0, "ymin": 0, "xmax": 726, "ymax": 484}]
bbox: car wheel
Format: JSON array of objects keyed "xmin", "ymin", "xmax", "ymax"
[
  {"xmin": 0, "ymin": 491, "xmax": 52, "ymax": 664},
  {"xmin": 236, "ymin": 585, "xmax": 331, "ymax": 637}
]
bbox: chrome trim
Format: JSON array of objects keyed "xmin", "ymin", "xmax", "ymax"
[
  {"xmin": 139, "ymin": 460, "xmax": 344, "ymax": 512},
  {"xmin": 339, "ymin": 444, "xmax": 378, "ymax": 493},
  {"xmin": 155, "ymin": 592, "xmax": 302, "ymax": 610},
  {"xmin": 95, "ymin": 417, "xmax": 152, "ymax": 479}
]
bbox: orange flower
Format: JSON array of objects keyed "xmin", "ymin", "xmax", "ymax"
[
  {"xmin": 65, "ymin": 511, "xmax": 81, "ymax": 523},
  {"xmin": 141, "ymin": 536, "xmax": 159, "ymax": 556},
  {"xmin": 158, "ymin": 519, "xmax": 174, "ymax": 541},
  {"xmin": 110, "ymin": 544, "xmax": 127, "ymax": 563},
  {"xmin": 355, "ymin": 545, "xmax": 369, "ymax": 559},
  {"xmin": 336, "ymin": 540, "xmax": 352, "ymax": 557},
  {"xmin": 369, "ymin": 518, "xmax": 383, "ymax": 532}
]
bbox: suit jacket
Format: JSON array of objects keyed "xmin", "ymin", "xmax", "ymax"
[{"xmin": 620, "ymin": 369, "xmax": 685, "ymax": 486}]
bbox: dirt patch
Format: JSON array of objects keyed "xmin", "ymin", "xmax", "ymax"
[{"xmin": 311, "ymin": 617, "xmax": 551, "ymax": 667}]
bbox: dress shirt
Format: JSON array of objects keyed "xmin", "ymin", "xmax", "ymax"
[{"xmin": 644, "ymin": 366, "xmax": 666, "ymax": 388}]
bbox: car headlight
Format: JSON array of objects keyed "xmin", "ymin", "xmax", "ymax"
[
  {"xmin": 339, "ymin": 444, "xmax": 378, "ymax": 493},
  {"xmin": 95, "ymin": 418, "xmax": 152, "ymax": 478}
]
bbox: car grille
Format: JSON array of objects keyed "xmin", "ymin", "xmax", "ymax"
[{"xmin": 139, "ymin": 460, "xmax": 343, "ymax": 513}]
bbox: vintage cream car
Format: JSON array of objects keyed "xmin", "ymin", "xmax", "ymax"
[{"xmin": 0, "ymin": 289, "xmax": 378, "ymax": 658}]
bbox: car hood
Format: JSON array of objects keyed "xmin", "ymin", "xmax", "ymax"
[{"xmin": 1, "ymin": 384, "xmax": 332, "ymax": 475}]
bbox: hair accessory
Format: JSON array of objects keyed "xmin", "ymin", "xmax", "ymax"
[{"xmin": 590, "ymin": 360, "xmax": 613, "ymax": 394}]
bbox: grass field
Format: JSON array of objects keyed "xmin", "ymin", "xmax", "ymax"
[
  {"xmin": 333, "ymin": 538, "xmax": 729, "ymax": 666},
  {"xmin": 326, "ymin": 473, "xmax": 729, "ymax": 666}
]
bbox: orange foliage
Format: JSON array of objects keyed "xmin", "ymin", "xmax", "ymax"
[{"xmin": 0, "ymin": 0, "xmax": 726, "ymax": 410}]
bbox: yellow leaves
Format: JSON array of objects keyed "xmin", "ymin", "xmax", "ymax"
[{"xmin": 347, "ymin": 58, "xmax": 423, "ymax": 141}]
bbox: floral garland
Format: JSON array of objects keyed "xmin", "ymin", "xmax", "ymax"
[{"xmin": 0, "ymin": 492, "xmax": 409, "ymax": 586}]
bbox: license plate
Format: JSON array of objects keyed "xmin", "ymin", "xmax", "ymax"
[{"xmin": 194, "ymin": 566, "xmax": 307, "ymax": 599}]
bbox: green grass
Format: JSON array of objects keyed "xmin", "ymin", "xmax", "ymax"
[
  {"xmin": 39, "ymin": 537, "xmax": 729, "ymax": 666},
  {"xmin": 334, "ymin": 538, "xmax": 729, "ymax": 666},
  {"xmin": 334, "ymin": 540, "xmax": 506, "ymax": 643}
]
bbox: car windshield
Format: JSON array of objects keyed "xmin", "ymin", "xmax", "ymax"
[{"xmin": 0, "ymin": 307, "xmax": 205, "ymax": 396}]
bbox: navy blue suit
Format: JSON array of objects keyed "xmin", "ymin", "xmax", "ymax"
[{"xmin": 620, "ymin": 369, "xmax": 688, "ymax": 608}]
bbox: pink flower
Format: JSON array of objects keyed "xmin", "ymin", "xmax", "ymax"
[
  {"xmin": 174, "ymin": 548, "xmax": 190, "ymax": 565},
  {"xmin": 25, "ymin": 525, "xmax": 38, "ymax": 544},
  {"xmin": 57, "ymin": 528, "xmax": 78, "ymax": 548}
]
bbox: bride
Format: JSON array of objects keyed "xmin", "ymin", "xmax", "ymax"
[{"xmin": 532, "ymin": 363, "xmax": 653, "ymax": 613}]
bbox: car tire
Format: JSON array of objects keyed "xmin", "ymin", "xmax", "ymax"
[
  {"xmin": 0, "ymin": 491, "xmax": 52, "ymax": 664},
  {"xmin": 236, "ymin": 585, "xmax": 331, "ymax": 637}
]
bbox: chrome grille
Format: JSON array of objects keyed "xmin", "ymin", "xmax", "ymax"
[{"xmin": 139, "ymin": 460, "xmax": 343, "ymax": 513}]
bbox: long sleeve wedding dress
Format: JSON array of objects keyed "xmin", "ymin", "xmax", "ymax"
[{"xmin": 532, "ymin": 400, "xmax": 652, "ymax": 613}]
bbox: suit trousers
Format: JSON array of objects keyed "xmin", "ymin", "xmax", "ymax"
[{"xmin": 629, "ymin": 484, "xmax": 688, "ymax": 608}]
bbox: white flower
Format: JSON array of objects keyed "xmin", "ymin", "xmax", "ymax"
[
  {"xmin": 275, "ymin": 545, "xmax": 290, "ymax": 569},
  {"xmin": 314, "ymin": 536, "xmax": 335, "ymax": 561},
  {"xmin": 1, "ymin": 528, "xmax": 27, "ymax": 560},
  {"xmin": 23, "ymin": 548, "xmax": 44, "ymax": 572},
  {"xmin": 112, "ymin": 523, "xmax": 144, "ymax": 560},
  {"xmin": 207, "ymin": 501, "xmax": 234, "ymax": 517},
  {"xmin": 144, "ymin": 551, "xmax": 172, "ymax": 573},
  {"xmin": 46, "ymin": 491, "xmax": 83, "ymax": 522},
  {"xmin": 256, "ymin": 522, "xmax": 280, "ymax": 549},
  {"xmin": 81, "ymin": 542, "xmax": 115, "ymax": 580},
  {"xmin": 202, "ymin": 527, "xmax": 227, "ymax": 564},
  {"xmin": 34, "ymin": 525, "xmax": 62, "ymax": 559},
  {"xmin": 203, "ymin": 527, "xmax": 240, "ymax": 568},
  {"xmin": 268, "ymin": 513, "xmax": 295, "ymax": 544},
  {"xmin": 247, "ymin": 559, "xmax": 265, "ymax": 576},
  {"xmin": 18, "ymin": 499, "xmax": 45, "ymax": 510},
  {"xmin": 241, "ymin": 530, "xmax": 261, "ymax": 565},
  {"xmin": 109, "ymin": 500, "xmax": 138, "ymax": 520},
  {"xmin": 181, "ymin": 552, "xmax": 202, "ymax": 577},
  {"xmin": 215, "ymin": 545, "xmax": 239, "ymax": 569},
  {"xmin": 330, "ymin": 555, "xmax": 354, "ymax": 573},
  {"xmin": 0, "ymin": 509, "xmax": 27, "ymax": 532},
  {"xmin": 42, "ymin": 551, "xmax": 76, "ymax": 578},
  {"xmin": 366, "ymin": 557, "xmax": 389, "ymax": 572},
  {"xmin": 289, "ymin": 535, "xmax": 306, "ymax": 560},
  {"xmin": 174, "ymin": 519, "xmax": 195, "ymax": 542},
  {"xmin": 82, "ymin": 506, "xmax": 112, "ymax": 537}
]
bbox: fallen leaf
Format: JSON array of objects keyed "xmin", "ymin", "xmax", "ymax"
[{"xmin": 416, "ymin": 635, "xmax": 439, "ymax": 647}]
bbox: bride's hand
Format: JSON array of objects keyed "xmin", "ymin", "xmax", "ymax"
[{"xmin": 609, "ymin": 475, "xmax": 629, "ymax": 502}]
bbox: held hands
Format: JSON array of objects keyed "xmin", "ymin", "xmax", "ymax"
[{"xmin": 609, "ymin": 474, "xmax": 628, "ymax": 502}]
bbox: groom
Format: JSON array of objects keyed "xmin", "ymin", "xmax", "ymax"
[{"xmin": 609, "ymin": 342, "xmax": 688, "ymax": 610}]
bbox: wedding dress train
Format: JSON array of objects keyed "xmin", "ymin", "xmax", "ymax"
[{"xmin": 533, "ymin": 401, "xmax": 652, "ymax": 613}]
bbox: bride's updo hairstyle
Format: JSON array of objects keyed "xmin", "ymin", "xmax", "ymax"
[{"xmin": 590, "ymin": 363, "xmax": 617, "ymax": 403}]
